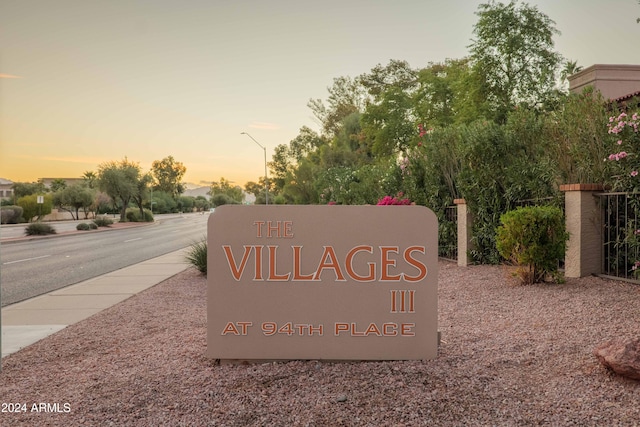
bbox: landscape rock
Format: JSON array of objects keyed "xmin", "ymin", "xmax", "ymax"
[{"xmin": 593, "ymin": 338, "xmax": 640, "ymax": 381}]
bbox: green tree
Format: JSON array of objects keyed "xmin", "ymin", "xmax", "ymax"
[
  {"xmin": 469, "ymin": 0, "xmax": 563, "ymax": 122},
  {"xmin": 360, "ymin": 60, "xmax": 418, "ymax": 156},
  {"xmin": 53, "ymin": 184, "xmax": 96, "ymax": 220},
  {"xmin": 268, "ymin": 128, "xmax": 325, "ymax": 195},
  {"xmin": 97, "ymin": 158, "xmax": 144, "ymax": 222},
  {"xmin": 244, "ymin": 178, "xmax": 273, "ymax": 204},
  {"xmin": 17, "ymin": 194, "xmax": 53, "ymax": 222},
  {"xmin": 560, "ymin": 59, "xmax": 583, "ymax": 86},
  {"xmin": 193, "ymin": 196, "xmax": 210, "ymax": 212},
  {"xmin": 282, "ymin": 159, "xmax": 319, "ymax": 204},
  {"xmin": 151, "ymin": 155, "xmax": 187, "ymax": 199},
  {"xmin": 212, "ymin": 193, "xmax": 239, "ymax": 207},
  {"xmin": 12, "ymin": 181, "xmax": 46, "ymax": 200},
  {"xmin": 50, "ymin": 178, "xmax": 67, "ymax": 193},
  {"xmin": 150, "ymin": 190, "xmax": 177, "ymax": 213},
  {"xmin": 244, "ymin": 181, "xmax": 263, "ymax": 199},
  {"xmin": 209, "ymin": 177, "xmax": 244, "ymax": 204},
  {"xmin": 176, "ymin": 195, "xmax": 195, "ymax": 212},
  {"xmin": 289, "ymin": 126, "xmax": 325, "ymax": 161},
  {"xmin": 414, "ymin": 58, "xmax": 491, "ymax": 127},
  {"xmin": 95, "ymin": 191, "xmax": 113, "ymax": 214},
  {"xmin": 318, "ymin": 112, "xmax": 370, "ymax": 170},
  {"xmin": 82, "ymin": 171, "xmax": 98, "ymax": 189},
  {"xmin": 308, "ymin": 76, "xmax": 369, "ymax": 137},
  {"xmin": 545, "ymin": 88, "xmax": 609, "ymax": 184},
  {"xmin": 269, "ymin": 143, "xmax": 294, "ymax": 193},
  {"xmin": 130, "ymin": 172, "xmax": 153, "ymax": 220}
]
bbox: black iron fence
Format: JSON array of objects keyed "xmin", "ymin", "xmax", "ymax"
[
  {"xmin": 599, "ymin": 192, "xmax": 640, "ymax": 282},
  {"xmin": 438, "ymin": 205, "xmax": 457, "ymax": 261}
]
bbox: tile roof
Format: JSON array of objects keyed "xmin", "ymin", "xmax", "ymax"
[{"xmin": 614, "ymin": 91, "xmax": 640, "ymax": 103}]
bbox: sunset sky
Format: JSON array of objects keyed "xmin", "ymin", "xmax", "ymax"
[{"xmin": 1, "ymin": 0, "xmax": 639, "ymax": 189}]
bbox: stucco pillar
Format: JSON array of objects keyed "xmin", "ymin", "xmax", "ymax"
[
  {"xmin": 454, "ymin": 198, "xmax": 473, "ymax": 267},
  {"xmin": 560, "ymin": 184, "xmax": 604, "ymax": 278}
]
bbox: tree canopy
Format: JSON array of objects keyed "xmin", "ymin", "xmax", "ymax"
[
  {"xmin": 53, "ymin": 184, "xmax": 96, "ymax": 220},
  {"xmin": 151, "ymin": 155, "xmax": 187, "ymax": 199},
  {"xmin": 469, "ymin": 0, "xmax": 562, "ymax": 122},
  {"xmin": 97, "ymin": 158, "xmax": 147, "ymax": 222},
  {"xmin": 209, "ymin": 177, "xmax": 244, "ymax": 206}
]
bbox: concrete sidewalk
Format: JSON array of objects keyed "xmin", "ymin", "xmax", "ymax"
[{"xmin": 1, "ymin": 248, "xmax": 190, "ymax": 358}]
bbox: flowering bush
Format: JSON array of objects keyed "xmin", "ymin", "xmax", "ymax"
[
  {"xmin": 377, "ymin": 193, "xmax": 412, "ymax": 205},
  {"xmin": 605, "ymin": 109, "xmax": 640, "ymax": 278},
  {"xmin": 606, "ymin": 111, "xmax": 640, "ymax": 192}
]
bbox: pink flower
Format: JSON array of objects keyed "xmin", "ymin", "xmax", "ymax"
[
  {"xmin": 618, "ymin": 140, "xmax": 623, "ymax": 145},
  {"xmin": 632, "ymin": 171, "xmax": 638, "ymax": 177},
  {"xmin": 619, "ymin": 151, "xmax": 628, "ymax": 158},
  {"xmin": 377, "ymin": 195, "xmax": 412, "ymax": 205}
]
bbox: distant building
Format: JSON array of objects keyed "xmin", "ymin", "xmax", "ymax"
[
  {"xmin": 38, "ymin": 177, "xmax": 85, "ymax": 189},
  {"xmin": 0, "ymin": 177, "xmax": 14, "ymax": 200},
  {"xmin": 569, "ymin": 64, "xmax": 640, "ymax": 103}
]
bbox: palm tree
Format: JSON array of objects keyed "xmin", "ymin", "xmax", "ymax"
[
  {"xmin": 561, "ymin": 60, "xmax": 583, "ymax": 85},
  {"xmin": 82, "ymin": 171, "xmax": 97, "ymax": 189}
]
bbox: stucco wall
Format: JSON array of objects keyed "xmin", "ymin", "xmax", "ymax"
[{"xmin": 569, "ymin": 64, "xmax": 640, "ymax": 101}]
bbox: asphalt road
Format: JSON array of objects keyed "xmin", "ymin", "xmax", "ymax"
[{"xmin": 0, "ymin": 213, "xmax": 209, "ymax": 306}]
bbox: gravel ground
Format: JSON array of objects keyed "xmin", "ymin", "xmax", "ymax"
[{"xmin": 1, "ymin": 262, "xmax": 639, "ymax": 426}]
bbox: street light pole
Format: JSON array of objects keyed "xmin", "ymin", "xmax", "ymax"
[{"xmin": 240, "ymin": 132, "xmax": 269, "ymax": 205}]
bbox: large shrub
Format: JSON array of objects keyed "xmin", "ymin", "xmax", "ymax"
[
  {"xmin": 211, "ymin": 193, "xmax": 238, "ymax": 207},
  {"xmin": 402, "ymin": 127, "xmax": 461, "ymax": 259},
  {"xmin": 25, "ymin": 222, "xmax": 57, "ymax": 236},
  {"xmin": 455, "ymin": 111, "xmax": 559, "ymax": 264},
  {"xmin": 1, "ymin": 205, "xmax": 23, "ymax": 224},
  {"xmin": 496, "ymin": 205, "xmax": 568, "ymax": 285},
  {"xmin": 150, "ymin": 190, "xmax": 178, "ymax": 213},
  {"xmin": 17, "ymin": 194, "xmax": 53, "ymax": 222},
  {"xmin": 604, "ymin": 109, "xmax": 640, "ymax": 192},
  {"xmin": 76, "ymin": 222, "xmax": 98, "ymax": 231},
  {"xmin": 93, "ymin": 216, "xmax": 114, "ymax": 227},
  {"xmin": 545, "ymin": 89, "xmax": 610, "ymax": 185},
  {"xmin": 125, "ymin": 208, "xmax": 154, "ymax": 222}
]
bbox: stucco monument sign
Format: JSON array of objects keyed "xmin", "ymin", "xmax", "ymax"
[{"xmin": 207, "ymin": 205, "xmax": 438, "ymax": 361}]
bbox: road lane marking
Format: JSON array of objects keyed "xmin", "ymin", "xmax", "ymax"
[
  {"xmin": 124, "ymin": 238, "xmax": 143, "ymax": 243},
  {"xmin": 4, "ymin": 255, "xmax": 51, "ymax": 265}
]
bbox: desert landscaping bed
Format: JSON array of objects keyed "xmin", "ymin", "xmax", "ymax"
[{"xmin": 1, "ymin": 262, "xmax": 639, "ymax": 426}]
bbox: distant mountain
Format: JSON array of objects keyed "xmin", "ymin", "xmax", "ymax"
[
  {"xmin": 183, "ymin": 186, "xmax": 210, "ymax": 199},
  {"xmin": 182, "ymin": 186, "xmax": 256, "ymax": 204}
]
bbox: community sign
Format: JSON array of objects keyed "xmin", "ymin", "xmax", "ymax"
[{"xmin": 207, "ymin": 205, "xmax": 438, "ymax": 361}]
